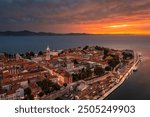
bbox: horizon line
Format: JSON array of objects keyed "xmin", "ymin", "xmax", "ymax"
[{"xmin": 0, "ymin": 30, "xmax": 150, "ymax": 36}]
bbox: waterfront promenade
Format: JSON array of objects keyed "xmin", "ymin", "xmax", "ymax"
[{"xmin": 99, "ymin": 52, "xmax": 140, "ymax": 100}]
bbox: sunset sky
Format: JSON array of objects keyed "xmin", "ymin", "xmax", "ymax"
[{"xmin": 0, "ymin": 0, "xmax": 150, "ymax": 34}]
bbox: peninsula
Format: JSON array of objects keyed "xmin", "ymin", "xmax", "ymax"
[{"xmin": 0, "ymin": 46, "xmax": 141, "ymax": 100}]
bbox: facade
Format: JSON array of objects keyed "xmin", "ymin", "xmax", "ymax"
[
  {"xmin": 50, "ymin": 51, "xmax": 59, "ymax": 56},
  {"xmin": 20, "ymin": 81, "xmax": 28, "ymax": 88},
  {"xmin": 66, "ymin": 62, "xmax": 74, "ymax": 70},
  {"xmin": 0, "ymin": 86, "xmax": 24, "ymax": 100},
  {"xmin": 16, "ymin": 53, "xmax": 22, "ymax": 60}
]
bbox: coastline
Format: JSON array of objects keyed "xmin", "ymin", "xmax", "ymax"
[{"xmin": 99, "ymin": 52, "xmax": 140, "ymax": 100}]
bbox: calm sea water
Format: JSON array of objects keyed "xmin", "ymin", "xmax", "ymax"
[{"xmin": 0, "ymin": 35, "xmax": 150, "ymax": 100}]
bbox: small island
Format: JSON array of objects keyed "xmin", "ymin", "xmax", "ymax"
[{"xmin": 0, "ymin": 46, "xmax": 141, "ymax": 100}]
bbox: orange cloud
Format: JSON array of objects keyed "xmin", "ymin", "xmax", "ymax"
[
  {"xmin": 0, "ymin": 0, "xmax": 150, "ymax": 35},
  {"xmin": 62, "ymin": 15, "xmax": 150, "ymax": 35}
]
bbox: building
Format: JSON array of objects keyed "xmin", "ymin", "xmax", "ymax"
[
  {"xmin": 46, "ymin": 46, "xmax": 51, "ymax": 61},
  {"xmin": 0, "ymin": 84, "xmax": 24, "ymax": 100},
  {"xmin": 32, "ymin": 56, "xmax": 43, "ymax": 62},
  {"xmin": 20, "ymin": 80, "xmax": 28, "ymax": 88},
  {"xmin": 98, "ymin": 61, "xmax": 108, "ymax": 69},
  {"xmin": 123, "ymin": 50, "xmax": 134, "ymax": 55},
  {"xmin": 0, "ymin": 92, "xmax": 6, "ymax": 99},
  {"xmin": 50, "ymin": 51, "xmax": 59, "ymax": 56},
  {"xmin": 66, "ymin": 62, "xmax": 74, "ymax": 70},
  {"xmin": 16, "ymin": 53, "xmax": 22, "ymax": 60}
]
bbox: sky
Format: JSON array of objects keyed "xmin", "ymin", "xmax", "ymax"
[{"xmin": 0, "ymin": 0, "xmax": 150, "ymax": 34}]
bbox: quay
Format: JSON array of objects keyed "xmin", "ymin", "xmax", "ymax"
[{"xmin": 99, "ymin": 52, "xmax": 141, "ymax": 100}]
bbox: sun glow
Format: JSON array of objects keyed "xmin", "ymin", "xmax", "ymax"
[{"xmin": 108, "ymin": 24, "xmax": 130, "ymax": 28}]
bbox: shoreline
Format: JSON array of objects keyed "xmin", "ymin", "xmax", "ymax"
[{"xmin": 99, "ymin": 52, "xmax": 140, "ymax": 100}]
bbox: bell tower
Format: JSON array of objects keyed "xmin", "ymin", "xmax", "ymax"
[{"xmin": 46, "ymin": 46, "xmax": 51, "ymax": 61}]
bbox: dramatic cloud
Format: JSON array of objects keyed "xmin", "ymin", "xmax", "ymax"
[{"xmin": 0, "ymin": 0, "xmax": 150, "ymax": 34}]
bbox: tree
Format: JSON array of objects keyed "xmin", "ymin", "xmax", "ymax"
[
  {"xmin": 85, "ymin": 66, "xmax": 92, "ymax": 78},
  {"xmin": 29, "ymin": 51, "xmax": 35, "ymax": 57},
  {"xmin": 73, "ymin": 59, "xmax": 78, "ymax": 64},
  {"xmin": 72, "ymin": 66, "xmax": 92, "ymax": 82},
  {"xmin": 94, "ymin": 66, "xmax": 105, "ymax": 76},
  {"xmin": 72, "ymin": 73, "xmax": 80, "ymax": 82},
  {"xmin": 28, "ymin": 94, "xmax": 34, "ymax": 100},
  {"xmin": 38, "ymin": 51, "xmax": 43, "ymax": 56},
  {"xmin": 0, "ymin": 79, "xmax": 2, "ymax": 90},
  {"xmin": 63, "ymin": 83, "xmax": 68, "ymax": 87},
  {"xmin": 52, "ymin": 83, "xmax": 61, "ymax": 90},
  {"xmin": 83, "ymin": 45, "xmax": 89, "ymax": 50},
  {"xmin": 24, "ymin": 87, "xmax": 34, "ymax": 100},
  {"xmin": 20, "ymin": 53, "xmax": 25, "ymax": 58},
  {"xmin": 104, "ymin": 48, "xmax": 109, "ymax": 56},
  {"xmin": 3, "ymin": 52, "xmax": 9, "ymax": 58},
  {"xmin": 24, "ymin": 87, "xmax": 32, "ymax": 96},
  {"xmin": 25, "ymin": 52, "xmax": 31, "ymax": 59},
  {"xmin": 122, "ymin": 52, "xmax": 134, "ymax": 60},
  {"xmin": 95, "ymin": 46, "xmax": 102, "ymax": 50},
  {"xmin": 105, "ymin": 66, "xmax": 112, "ymax": 71},
  {"xmin": 37, "ymin": 79, "xmax": 61, "ymax": 95},
  {"xmin": 38, "ymin": 92, "xmax": 44, "ymax": 97},
  {"xmin": 108, "ymin": 57, "xmax": 120, "ymax": 69}
]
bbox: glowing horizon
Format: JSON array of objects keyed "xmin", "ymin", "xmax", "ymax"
[{"xmin": 0, "ymin": 0, "xmax": 150, "ymax": 35}]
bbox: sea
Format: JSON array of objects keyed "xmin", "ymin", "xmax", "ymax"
[{"xmin": 0, "ymin": 35, "xmax": 150, "ymax": 100}]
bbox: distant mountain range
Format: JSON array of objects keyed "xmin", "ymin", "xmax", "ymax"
[{"xmin": 0, "ymin": 30, "xmax": 88, "ymax": 36}]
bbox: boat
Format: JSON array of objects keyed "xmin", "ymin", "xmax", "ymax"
[
  {"xmin": 133, "ymin": 66, "xmax": 138, "ymax": 72},
  {"xmin": 138, "ymin": 52, "xmax": 142, "ymax": 57}
]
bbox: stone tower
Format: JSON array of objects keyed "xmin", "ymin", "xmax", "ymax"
[{"xmin": 46, "ymin": 46, "xmax": 51, "ymax": 60}]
